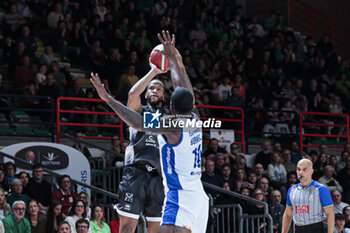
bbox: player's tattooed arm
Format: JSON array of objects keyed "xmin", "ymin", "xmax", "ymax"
[{"xmin": 157, "ymin": 30, "xmax": 199, "ymax": 116}]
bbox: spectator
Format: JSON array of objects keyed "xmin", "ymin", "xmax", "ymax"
[
  {"xmin": 214, "ymin": 153, "xmax": 226, "ymax": 175},
  {"xmin": 76, "ymin": 218, "xmax": 90, "ymax": 233},
  {"xmin": 318, "ymin": 165, "xmax": 343, "ymax": 193},
  {"xmin": 338, "ymin": 156, "xmax": 350, "ymax": 203},
  {"xmin": 38, "ymin": 74, "xmax": 60, "ymax": 105},
  {"xmin": 234, "ymin": 168, "xmax": 249, "ymax": 192},
  {"xmin": 215, "ymin": 183, "xmax": 237, "ymax": 205},
  {"xmin": 2, "ymin": 200, "xmax": 30, "ymax": 233},
  {"xmin": 334, "ymin": 213, "xmax": 350, "ymax": 233},
  {"xmin": 3, "ymin": 4, "xmax": 26, "ymax": 35},
  {"xmin": 58, "ymin": 221, "xmax": 72, "ymax": 233},
  {"xmin": 217, "ymin": 76, "xmax": 232, "ymax": 101},
  {"xmin": 258, "ymin": 177, "xmax": 271, "ymax": 202},
  {"xmin": 117, "ymin": 65, "xmax": 139, "ymax": 101},
  {"xmin": 39, "ymin": 45, "xmax": 56, "ymax": 66},
  {"xmin": 27, "ymin": 163, "xmax": 52, "ymax": 213},
  {"xmin": 72, "ymin": 132, "xmax": 92, "ymax": 160},
  {"xmin": 247, "ymin": 188, "xmax": 268, "ymax": 232},
  {"xmin": 17, "ymin": 25, "xmax": 37, "ymax": 57},
  {"xmin": 313, "ymin": 152, "xmax": 328, "ymax": 180},
  {"xmin": 47, "ymin": 3, "xmax": 64, "ymax": 30},
  {"xmin": 0, "ymin": 167, "xmax": 9, "ymax": 192},
  {"xmin": 226, "ymin": 86, "xmax": 245, "ymax": 109},
  {"xmin": 51, "ymin": 175, "xmax": 77, "ymax": 217},
  {"xmin": 329, "ymin": 154, "xmax": 340, "ymax": 175},
  {"xmin": 332, "ymin": 190, "xmax": 349, "ymax": 214},
  {"xmin": 282, "ymin": 149, "xmax": 296, "ymax": 173},
  {"xmin": 201, "ymin": 160, "xmax": 223, "ymax": 198},
  {"xmin": 90, "ymin": 204, "xmax": 111, "ymax": 233},
  {"xmin": 109, "ymin": 210, "xmax": 120, "ymax": 233},
  {"xmin": 35, "ymin": 64, "xmax": 48, "ymax": 88},
  {"xmin": 47, "ymin": 199, "xmax": 64, "ymax": 233},
  {"xmin": 65, "ymin": 199, "xmax": 91, "ymax": 233},
  {"xmin": 26, "ymin": 199, "xmax": 47, "ymax": 233},
  {"xmin": 247, "ymin": 172, "xmax": 258, "ymax": 192},
  {"xmin": 14, "ymin": 55, "xmax": 35, "ymax": 89},
  {"xmin": 226, "ymin": 142, "xmax": 240, "ymax": 166},
  {"xmin": 188, "ymin": 22, "xmax": 207, "ymax": 45},
  {"xmin": 286, "ymin": 171, "xmax": 298, "ymax": 189},
  {"xmin": 6, "ymin": 179, "xmax": 31, "ymax": 207},
  {"xmin": 290, "ymin": 141, "xmax": 302, "ymax": 164},
  {"xmin": 267, "ymin": 152, "xmax": 287, "ymax": 195},
  {"xmin": 343, "ymin": 206, "xmax": 350, "ymax": 228},
  {"xmin": 104, "ymin": 135, "xmax": 124, "ymax": 165},
  {"xmin": 49, "ymin": 61, "xmax": 67, "ymax": 96},
  {"xmin": 269, "ymin": 190, "xmax": 285, "ymax": 233},
  {"xmin": 255, "ymin": 140, "xmax": 272, "ymax": 170},
  {"xmin": 254, "ymin": 163, "xmax": 266, "ymax": 180},
  {"xmin": 203, "ymin": 138, "xmax": 226, "ymax": 158},
  {"xmin": 77, "ymin": 191, "xmax": 91, "ymax": 219},
  {"xmin": 0, "ymin": 188, "xmax": 11, "ymax": 220},
  {"xmin": 339, "ymin": 150, "xmax": 350, "ymax": 171},
  {"xmin": 234, "ymin": 155, "xmax": 252, "ymax": 175},
  {"xmin": 220, "ymin": 165, "xmax": 235, "ymax": 191},
  {"xmin": 17, "ymin": 171, "xmax": 30, "ymax": 196}
]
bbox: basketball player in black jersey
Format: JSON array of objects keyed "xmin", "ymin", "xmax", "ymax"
[{"xmin": 113, "ymin": 61, "xmax": 168, "ymax": 233}]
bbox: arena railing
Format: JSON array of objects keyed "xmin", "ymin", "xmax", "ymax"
[
  {"xmin": 196, "ymin": 104, "xmax": 245, "ymax": 153},
  {"xmin": 56, "ymin": 98, "xmax": 245, "ymax": 152},
  {"xmin": 288, "ymin": 0, "xmax": 350, "ymax": 58},
  {"xmin": 0, "ymin": 93, "xmax": 55, "ymax": 141},
  {"xmin": 204, "ymin": 182, "xmax": 273, "ymax": 233},
  {"xmin": 56, "ymin": 97, "xmax": 124, "ymax": 143},
  {"xmin": 299, "ymin": 111, "xmax": 350, "ymax": 155},
  {"xmin": 245, "ymin": 108, "xmax": 299, "ymax": 150}
]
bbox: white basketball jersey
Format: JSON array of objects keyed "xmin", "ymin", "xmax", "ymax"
[{"xmin": 157, "ymin": 113, "xmax": 204, "ymax": 193}]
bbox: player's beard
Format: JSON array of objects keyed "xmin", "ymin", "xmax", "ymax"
[{"xmin": 146, "ymin": 95, "xmax": 162, "ymax": 108}]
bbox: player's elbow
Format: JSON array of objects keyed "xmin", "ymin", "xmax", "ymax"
[{"xmin": 128, "ymin": 89, "xmax": 138, "ymax": 100}]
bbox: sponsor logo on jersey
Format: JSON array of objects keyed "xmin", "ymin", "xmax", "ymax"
[{"xmin": 295, "ymin": 205, "xmax": 309, "ymax": 214}]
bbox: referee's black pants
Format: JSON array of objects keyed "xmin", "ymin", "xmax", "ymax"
[{"xmin": 295, "ymin": 221, "xmax": 325, "ymax": 233}]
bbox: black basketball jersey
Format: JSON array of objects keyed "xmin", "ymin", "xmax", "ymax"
[{"xmin": 124, "ymin": 105, "xmax": 170, "ymax": 173}]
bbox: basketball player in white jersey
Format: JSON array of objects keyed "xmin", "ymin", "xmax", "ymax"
[{"xmin": 91, "ymin": 31, "xmax": 209, "ymax": 233}]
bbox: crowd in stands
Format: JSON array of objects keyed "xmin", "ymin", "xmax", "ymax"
[
  {"xmin": 0, "ymin": 0, "xmax": 349, "ymax": 137},
  {"xmin": 200, "ymin": 138, "xmax": 350, "ymax": 232},
  {"xmin": 0, "ymin": 0, "xmax": 350, "ymax": 232},
  {"xmin": 0, "ymin": 162, "xmax": 119, "ymax": 233}
]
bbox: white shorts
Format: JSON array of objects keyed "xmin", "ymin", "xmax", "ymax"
[{"xmin": 161, "ymin": 189, "xmax": 209, "ymax": 233}]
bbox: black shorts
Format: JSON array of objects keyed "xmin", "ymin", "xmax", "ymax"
[
  {"xmin": 116, "ymin": 165, "xmax": 164, "ymax": 220},
  {"xmin": 295, "ymin": 221, "xmax": 325, "ymax": 233}
]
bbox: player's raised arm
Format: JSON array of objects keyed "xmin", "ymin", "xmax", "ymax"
[
  {"xmin": 127, "ymin": 64, "xmax": 165, "ymax": 113},
  {"xmin": 91, "ymin": 72, "xmax": 177, "ymax": 136},
  {"xmin": 157, "ymin": 31, "xmax": 195, "ymax": 106}
]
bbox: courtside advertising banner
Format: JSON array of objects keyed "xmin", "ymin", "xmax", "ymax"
[
  {"xmin": 1, "ymin": 142, "xmax": 91, "ymax": 196},
  {"xmin": 210, "ymin": 129, "xmax": 235, "ymax": 151}
]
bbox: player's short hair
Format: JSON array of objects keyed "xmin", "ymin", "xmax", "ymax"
[
  {"xmin": 146, "ymin": 79, "xmax": 164, "ymax": 90},
  {"xmin": 170, "ymin": 87, "xmax": 193, "ymax": 114}
]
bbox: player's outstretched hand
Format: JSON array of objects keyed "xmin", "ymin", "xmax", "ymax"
[
  {"xmin": 157, "ymin": 30, "xmax": 177, "ymax": 57},
  {"xmin": 90, "ymin": 72, "xmax": 109, "ymax": 102}
]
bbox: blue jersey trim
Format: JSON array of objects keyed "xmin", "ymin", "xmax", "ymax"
[
  {"xmin": 315, "ymin": 181, "xmax": 333, "ymax": 207},
  {"xmin": 161, "ymin": 144, "xmax": 183, "ymax": 190},
  {"xmin": 162, "ymin": 190, "xmax": 179, "ymax": 225}
]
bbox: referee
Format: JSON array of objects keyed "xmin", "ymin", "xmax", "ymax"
[{"xmin": 281, "ymin": 158, "xmax": 335, "ymax": 233}]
